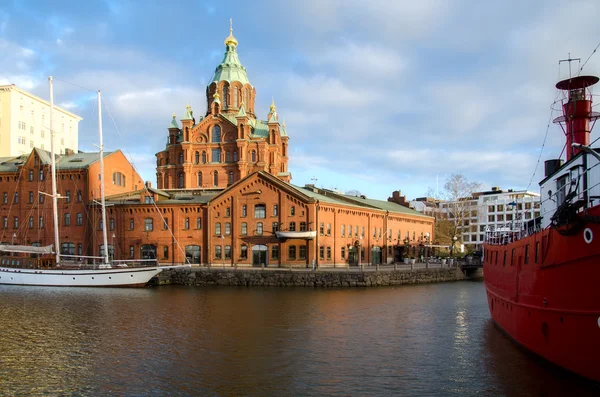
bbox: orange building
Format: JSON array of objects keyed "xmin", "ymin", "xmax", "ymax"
[{"xmin": 0, "ymin": 26, "xmax": 434, "ymax": 267}]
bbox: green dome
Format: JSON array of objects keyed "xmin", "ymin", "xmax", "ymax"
[{"xmin": 210, "ymin": 41, "xmax": 251, "ymax": 86}]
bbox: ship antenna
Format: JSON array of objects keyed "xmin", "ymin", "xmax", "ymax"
[{"xmin": 559, "ymin": 53, "xmax": 581, "ymax": 80}]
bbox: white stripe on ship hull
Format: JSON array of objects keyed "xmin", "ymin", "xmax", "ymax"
[{"xmin": 0, "ymin": 267, "xmax": 163, "ymax": 287}]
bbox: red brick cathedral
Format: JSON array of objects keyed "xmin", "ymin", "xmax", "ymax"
[
  {"xmin": 0, "ymin": 26, "xmax": 434, "ymax": 268},
  {"xmin": 156, "ymin": 25, "xmax": 289, "ymax": 190}
]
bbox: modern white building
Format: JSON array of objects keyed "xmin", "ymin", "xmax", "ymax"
[
  {"xmin": 412, "ymin": 187, "xmax": 541, "ymax": 251},
  {"xmin": 0, "ymin": 84, "xmax": 82, "ymax": 157}
]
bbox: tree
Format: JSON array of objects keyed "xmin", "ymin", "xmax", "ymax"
[{"xmin": 435, "ymin": 174, "xmax": 482, "ymax": 250}]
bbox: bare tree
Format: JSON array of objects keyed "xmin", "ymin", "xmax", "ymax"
[{"xmin": 437, "ymin": 174, "xmax": 482, "ymax": 250}]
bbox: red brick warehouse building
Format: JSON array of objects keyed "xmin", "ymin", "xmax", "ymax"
[{"xmin": 0, "ymin": 25, "xmax": 434, "ymax": 267}]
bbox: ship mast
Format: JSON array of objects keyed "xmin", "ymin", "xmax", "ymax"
[
  {"xmin": 49, "ymin": 76, "xmax": 60, "ymax": 264},
  {"xmin": 98, "ymin": 90, "xmax": 110, "ymax": 266}
]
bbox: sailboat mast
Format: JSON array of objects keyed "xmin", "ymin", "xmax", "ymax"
[
  {"xmin": 49, "ymin": 76, "xmax": 60, "ymax": 264},
  {"xmin": 98, "ymin": 90, "xmax": 110, "ymax": 265}
]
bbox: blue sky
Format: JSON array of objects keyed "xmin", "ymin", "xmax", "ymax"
[{"xmin": 2, "ymin": 0, "xmax": 600, "ymax": 200}]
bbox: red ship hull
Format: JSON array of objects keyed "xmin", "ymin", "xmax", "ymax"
[{"xmin": 484, "ymin": 205, "xmax": 600, "ymax": 382}]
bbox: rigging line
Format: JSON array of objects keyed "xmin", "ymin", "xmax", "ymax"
[
  {"xmin": 102, "ymin": 98, "xmax": 191, "ymax": 265},
  {"xmin": 577, "ymin": 40, "xmax": 600, "ymax": 76},
  {"xmin": 526, "ymin": 99, "xmax": 559, "ymax": 190},
  {"xmin": 51, "ymin": 77, "xmax": 96, "ymax": 93}
]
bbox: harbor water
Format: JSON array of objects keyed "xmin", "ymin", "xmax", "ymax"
[{"xmin": 0, "ymin": 281, "xmax": 598, "ymax": 396}]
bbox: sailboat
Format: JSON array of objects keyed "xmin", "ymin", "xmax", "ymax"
[{"xmin": 0, "ymin": 77, "xmax": 184, "ymax": 287}]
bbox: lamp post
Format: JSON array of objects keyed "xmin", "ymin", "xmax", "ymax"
[{"xmin": 451, "ymin": 236, "xmax": 458, "ymax": 265}]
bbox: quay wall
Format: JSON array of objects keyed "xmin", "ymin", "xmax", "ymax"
[{"xmin": 160, "ymin": 267, "xmax": 466, "ymax": 288}]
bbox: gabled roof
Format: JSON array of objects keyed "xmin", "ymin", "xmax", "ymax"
[{"xmin": 0, "ymin": 149, "xmax": 116, "ymax": 172}]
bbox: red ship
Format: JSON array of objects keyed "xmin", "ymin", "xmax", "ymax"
[{"xmin": 483, "ymin": 73, "xmax": 600, "ymax": 382}]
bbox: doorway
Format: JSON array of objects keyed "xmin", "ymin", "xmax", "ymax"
[{"xmin": 252, "ymin": 245, "xmax": 268, "ymax": 267}]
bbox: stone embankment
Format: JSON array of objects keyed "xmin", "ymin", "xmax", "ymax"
[{"xmin": 159, "ymin": 266, "xmax": 466, "ymax": 288}]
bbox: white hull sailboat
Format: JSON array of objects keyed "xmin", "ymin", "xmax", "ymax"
[{"xmin": 0, "ymin": 77, "xmax": 184, "ymax": 287}]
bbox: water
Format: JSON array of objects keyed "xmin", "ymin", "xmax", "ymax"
[{"xmin": 0, "ymin": 281, "xmax": 598, "ymax": 396}]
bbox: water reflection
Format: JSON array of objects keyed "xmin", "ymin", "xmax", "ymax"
[{"xmin": 0, "ymin": 282, "xmax": 599, "ymax": 396}]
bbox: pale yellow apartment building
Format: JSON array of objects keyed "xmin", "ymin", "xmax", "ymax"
[{"xmin": 0, "ymin": 84, "xmax": 82, "ymax": 157}]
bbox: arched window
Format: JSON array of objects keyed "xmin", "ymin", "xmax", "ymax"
[
  {"xmin": 212, "ymin": 148, "xmax": 221, "ymax": 163},
  {"xmin": 197, "ymin": 172, "xmax": 202, "ymax": 187},
  {"xmin": 256, "ymin": 222, "xmax": 263, "ymax": 236},
  {"xmin": 212, "ymin": 125, "xmax": 221, "ymax": 143},
  {"xmin": 233, "ymin": 88, "xmax": 238, "ymax": 107},
  {"xmin": 223, "ymin": 85, "xmax": 229, "ymax": 107},
  {"xmin": 233, "ymin": 151, "xmax": 238, "ymax": 162},
  {"xmin": 112, "ymin": 172, "xmax": 126, "ymax": 187},
  {"xmin": 251, "ymin": 150, "xmax": 256, "ymax": 162},
  {"xmin": 202, "ymin": 151, "xmax": 207, "ymax": 164},
  {"xmin": 241, "ymin": 222, "xmax": 247, "ymax": 236},
  {"xmin": 228, "ymin": 171, "xmax": 234, "ymax": 185},
  {"xmin": 194, "ymin": 151, "xmax": 199, "ymax": 164},
  {"xmin": 213, "ymin": 171, "xmax": 218, "ymax": 187}
]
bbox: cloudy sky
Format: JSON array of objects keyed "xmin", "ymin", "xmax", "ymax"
[{"xmin": 2, "ymin": 0, "xmax": 600, "ymax": 200}]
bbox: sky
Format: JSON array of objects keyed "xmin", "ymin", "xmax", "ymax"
[{"xmin": 1, "ymin": 0, "xmax": 600, "ymax": 201}]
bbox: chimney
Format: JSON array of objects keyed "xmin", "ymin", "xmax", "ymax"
[{"xmin": 145, "ymin": 181, "xmax": 152, "ymax": 188}]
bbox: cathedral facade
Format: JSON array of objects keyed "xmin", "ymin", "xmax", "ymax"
[{"xmin": 155, "ymin": 25, "xmax": 289, "ymax": 191}]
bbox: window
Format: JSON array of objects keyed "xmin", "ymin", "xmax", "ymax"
[
  {"xmin": 212, "ymin": 125, "xmax": 221, "ymax": 143},
  {"xmin": 355, "ymin": 226, "xmax": 359, "ymax": 237},
  {"xmin": 112, "ymin": 172, "xmax": 126, "ymax": 187},
  {"xmin": 130, "ymin": 246, "xmax": 134, "ymax": 259},
  {"xmin": 39, "ymin": 216, "xmax": 44, "ymax": 228},
  {"xmin": 272, "ymin": 222, "xmax": 279, "ymax": 233},
  {"xmin": 213, "ymin": 171, "xmax": 218, "ymax": 186},
  {"xmin": 288, "ymin": 245, "xmax": 296, "ymax": 260},
  {"xmin": 319, "ymin": 246, "xmax": 324, "ymax": 259},
  {"xmin": 242, "ymin": 205, "xmax": 247, "ymax": 217},
  {"xmin": 215, "ymin": 245, "xmax": 222, "ymax": 259},
  {"xmin": 228, "ymin": 172, "xmax": 233, "ymax": 185},
  {"xmin": 28, "ymin": 170, "xmax": 33, "ymax": 181},
  {"xmin": 299, "ymin": 245, "xmax": 307, "ymax": 260},
  {"xmin": 77, "ymin": 190, "xmax": 82, "ymax": 202},
  {"xmin": 254, "ymin": 204, "xmax": 266, "ymax": 219},
  {"xmin": 556, "ymin": 175, "xmax": 568, "ymax": 205},
  {"xmin": 195, "ymin": 151, "xmax": 199, "ymax": 164},
  {"xmin": 251, "ymin": 150, "xmax": 256, "ymax": 162},
  {"xmin": 129, "ymin": 218, "xmax": 134, "ymax": 230},
  {"xmin": 2, "ymin": 216, "xmax": 7, "ymax": 229},
  {"xmin": 241, "ymin": 245, "xmax": 248, "ymax": 258},
  {"xmin": 272, "ymin": 246, "xmax": 279, "ymax": 260},
  {"xmin": 327, "ymin": 224, "xmax": 331, "ymax": 235},
  {"xmin": 109, "ymin": 218, "xmax": 114, "ymax": 230},
  {"xmin": 196, "ymin": 217, "xmax": 202, "ymax": 229},
  {"xmin": 202, "ymin": 152, "xmax": 207, "ymax": 163},
  {"xmin": 256, "ymin": 222, "xmax": 263, "ymax": 236},
  {"xmin": 163, "ymin": 246, "xmax": 169, "ymax": 259},
  {"xmin": 3, "ymin": 192, "xmax": 7, "ymax": 204},
  {"xmin": 225, "ymin": 222, "xmax": 231, "ymax": 235},
  {"xmin": 241, "ymin": 222, "xmax": 247, "ymax": 235},
  {"xmin": 373, "ymin": 227, "xmax": 377, "ymax": 238},
  {"xmin": 77, "ymin": 213, "xmax": 83, "ymax": 226},
  {"xmin": 319, "ymin": 222, "xmax": 324, "ymax": 235},
  {"xmin": 290, "ymin": 206, "xmax": 295, "ymax": 216},
  {"xmin": 14, "ymin": 192, "xmax": 18, "ymax": 204},
  {"xmin": 145, "ymin": 218, "xmax": 153, "ymax": 231},
  {"xmin": 39, "ymin": 169, "xmax": 44, "ymax": 181},
  {"xmin": 14, "ymin": 217, "xmax": 19, "ymax": 228},
  {"xmin": 64, "ymin": 213, "xmax": 71, "ymax": 226},
  {"xmin": 341, "ymin": 225, "xmax": 345, "ymax": 237},
  {"xmin": 179, "ymin": 153, "xmax": 184, "ymax": 164},
  {"xmin": 163, "ymin": 218, "xmax": 169, "ymax": 230},
  {"xmin": 197, "ymin": 172, "xmax": 203, "ymax": 187},
  {"xmin": 226, "ymin": 152, "xmax": 231, "ymax": 163},
  {"xmin": 273, "ymin": 205, "xmax": 278, "ymax": 216},
  {"xmin": 341, "ymin": 247, "xmax": 346, "ymax": 259},
  {"xmin": 225, "ymin": 245, "xmax": 231, "ymax": 259},
  {"xmin": 327, "ymin": 247, "xmax": 331, "ymax": 260},
  {"xmin": 28, "ymin": 216, "xmax": 33, "ymax": 229},
  {"xmin": 28, "ymin": 191, "xmax": 33, "ymax": 203},
  {"xmin": 226, "ymin": 207, "xmax": 231, "ymax": 217},
  {"xmin": 233, "ymin": 151, "xmax": 238, "ymax": 162},
  {"xmin": 178, "ymin": 172, "xmax": 184, "ymax": 188},
  {"xmin": 61, "ymin": 242, "xmax": 75, "ymax": 255},
  {"xmin": 289, "ymin": 222, "xmax": 296, "ymax": 231},
  {"xmin": 185, "ymin": 217, "xmax": 190, "ymax": 230},
  {"xmin": 215, "ymin": 222, "xmax": 221, "ymax": 236},
  {"xmin": 300, "ymin": 222, "xmax": 307, "ymax": 231}
]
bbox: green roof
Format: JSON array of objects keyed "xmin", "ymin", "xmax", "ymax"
[
  {"xmin": 236, "ymin": 104, "xmax": 247, "ymax": 118},
  {"xmin": 169, "ymin": 116, "xmax": 179, "ymax": 129},
  {"xmin": 0, "ymin": 149, "xmax": 115, "ymax": 172},
  {"xmin": 181, "ymin": 106, "xmax": 193, "ymax": 121},
  {"xmin": 211, "ymin": 45, "xmax": 251, "ymax": 86}
]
